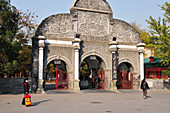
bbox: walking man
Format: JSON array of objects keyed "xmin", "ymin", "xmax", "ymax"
[{"xmin": 141, "ymin": 78, "xmax": 150, "ymax": 99}]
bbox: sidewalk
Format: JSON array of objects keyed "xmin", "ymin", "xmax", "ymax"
[{"xmin": 0, "ymin": 90, "xmax": 169, "ymax": 113}]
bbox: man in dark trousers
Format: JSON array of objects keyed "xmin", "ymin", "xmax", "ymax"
[{"xmin": 141, "ymin": 78, "xmax": 150, "ymax": 99}]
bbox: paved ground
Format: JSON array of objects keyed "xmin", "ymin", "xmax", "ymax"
[{"xmin": 0, "ymin": 90, "xmax": 170, "ymax": 113}]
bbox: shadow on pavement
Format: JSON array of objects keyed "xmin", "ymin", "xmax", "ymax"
[
  {"xmin": 118, "ymin": 89, "xmax": 141, "ymax": 93},
  {"xmin": 46, "ymin": 90, "xmax": 77, "ymax": 94},
  {"xmin": 146, "ymin": 96, "xmax": 152, "ymax": 99},
  {"xmin": 31, "ymin": 99, "xmax": 52, "ymax": 106},
  {"xmin": 81, "ymin": 89, "xmax": 116, "ymax": 93}
]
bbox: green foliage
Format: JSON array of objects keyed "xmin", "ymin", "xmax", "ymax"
[
  {"xmin": 160, "ymin": 2, "xmax": 170, "ymax": 23},
  {"xmin": 46, "ymin": 63, "xmax": 56, "ymax": 81},
  {"xmin": 0, "ymin": 0, "xmax": 19, "ymax": 61},
  {"xmin": 0, "ymin": 0, "xmax": 37, "ymax": 77},
  {"xmin": 80, "ymin": 61, "xmax": 90, "ymax": 77},
  {"xmin": 162, "ymin": 67, "xmax": 170, "ymax": 77},
  {"xmin": 145, "ymin": 2, "xmax": 170, "ymax": 66}
]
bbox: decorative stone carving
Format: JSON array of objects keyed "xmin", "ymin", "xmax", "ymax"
[
  {"xmin": 72, "ymin": 0, "xmax": 112, "ymax": 12},
  {"xmin": 118, "ymin": 50, "xmax": 139, "ymax": 72},
  {"xmin": 78, "ymin": 11, "xmax": 109, "ymax": 36},
  {"xmin": 110, "ymin": 19, "xmax": 141, "ymax": 44},
  {"xmin": 109, "ymin": 41, "xmax": 118, "ymax": 80},
  {"xmin": 36, "ymin": 14, "xmax": 74, "ymax": 39},
  {"xmin": 82, "ymin": 41, "xmax": 110, "ymax": 56},
  {"xmin": 47, "ymin": 46, "xmax": 74, "ymax": 64}
]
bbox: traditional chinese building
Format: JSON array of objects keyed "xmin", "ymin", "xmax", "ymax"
[
  {"xmin": 144, "ymin": 56, "xmax": 168, "ymax": 79},
  {"xmin": 32, "ymin": 0, "xmax": 145, "ymax": 93}
]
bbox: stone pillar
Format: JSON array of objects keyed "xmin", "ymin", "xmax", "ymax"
[
  {"xmin": 37, "ymin": 36, "xmax": 45, "ymax": 94},
  {"xmin": 109, "ymin": 41, "xmax": 117, "ymax": 90},
  {"xmin": 72, "ymin": 37, "xmax": 81, "ymax": 91},
  {"xmin": 31, "ymin": 36, "xmax": 39, "ymax": 93},
  {"xmin": 137, "ymin": 43, "xmax": 145, "ymax": 81}
]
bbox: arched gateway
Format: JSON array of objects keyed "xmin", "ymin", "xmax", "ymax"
[{"xmin": 32, "ymin": 0, "xmax": 145, "ymax": 93}]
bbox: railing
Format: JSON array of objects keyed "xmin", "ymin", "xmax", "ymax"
[
  {"xmin": 97, "ymin": 69, "xmax": 105, "ymax": 89},
  {"xmin": 145, "ymin": 67, "xmax": 168, "ymax": 79},
  {"xmin": 119, "ymin": 70, "xmax": 133, "ymax": 89},
  {"xmin": 56, "ymin": 69, "xmax": 68, "ymax": 90}
]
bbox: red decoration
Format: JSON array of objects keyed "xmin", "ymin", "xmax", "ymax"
[{"xmin": 145, "ymin": 67, "xmax": 168, "ymax": 79}]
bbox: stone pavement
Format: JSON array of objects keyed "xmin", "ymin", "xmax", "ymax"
[{"xmin": 0, "ymin": 90, "xmax": 170, "ymax": 113}]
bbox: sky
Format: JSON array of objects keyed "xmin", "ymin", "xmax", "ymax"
[{"xmin": 11, "ymin": 0, "xmax": 169, "ymax": 29}]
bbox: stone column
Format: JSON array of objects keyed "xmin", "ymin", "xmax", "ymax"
[
  {"xmin": 72, "ymin": 37, "xmax": 81, "ymax": 91},
  {"xmin": 137, "ymin": 43, "xmax": 145, "ymax": 81},
  {"xmin": 31, "ymin": 36, "xmax": 39, "ymax": 93},
  {"xmin": 37, "ymin": 36, "xmax": 45, "ymax": 94},
  {"xmin": 109, "ymin": 41, "xmax": 117, "ymax": 90}
]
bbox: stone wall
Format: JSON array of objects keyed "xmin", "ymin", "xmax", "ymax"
[
  {"xmin": 118, "ymin": 50, "xmax": 139, "ymax": 74},
  {"xmin": 110, "ymin": 19, "xmax": 141, "ymax": 44},
  {"xmin": 147, "ymin": 79, "xmax": 170, "ymax": 90},
  {"xmin": 36, "ymin": 14, "xmax": 74, "ymax": 39},
  {"xmin": 78, "ymin": 11, "xmax": 110, "ymax": 36},
  {"xmin": 74, "ymin": 0, "xmax": 112, "ymax": 12},
  {"xmin": 0, "ymin": 78, "xmax": 25, "ymax": 94}
]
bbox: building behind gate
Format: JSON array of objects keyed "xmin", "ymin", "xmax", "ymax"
[{"xmin": 32, "ymin": 0, "xmax": 145, "ymax": 93}]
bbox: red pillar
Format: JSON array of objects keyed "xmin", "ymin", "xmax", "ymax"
[
  {"xmin": 158, "ymin": 68, "xmax": 160, "ymax": 78},
  {"xmin": 146, "ymin": 69, "xmax": 148, "ymax": 78},
  {"xmin": 123, "ymin": 67, "xmax": 124, "ymax": 89},
  {"xmin": 56, "ymin": 67, "xmax": 58, "ymax": 90}
]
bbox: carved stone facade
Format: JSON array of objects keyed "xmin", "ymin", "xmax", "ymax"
[{"xmin": 32, "ymin": 0, "xmax": 144, "ymax": 93}]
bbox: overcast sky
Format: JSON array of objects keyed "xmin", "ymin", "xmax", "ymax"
[{"xmin": 11, "ymin": 0, "xmax": 169, "ymax": 29}]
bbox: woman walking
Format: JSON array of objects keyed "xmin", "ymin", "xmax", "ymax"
[{"xmin": 141, "ymin": 78, "xmax": 150, "ymax": 99}]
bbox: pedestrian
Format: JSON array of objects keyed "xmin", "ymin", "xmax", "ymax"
[
  {"xmin": 92, "ymin": 76, "xmax": 95, "ymax": 89},
  {"xmin": 95, "ymin": 75, "xmax": 101, "ymax": 89},
  {"xmin": 24, "ymin": 92, "xmax": 32, "ymax": 106},
  {"xmin": 22, "ymin": 78, "xmax": 30, "ymax": 105},
  {"xmin": 141, "ymin": 78, "xmax": 150, "ymax": 99}
]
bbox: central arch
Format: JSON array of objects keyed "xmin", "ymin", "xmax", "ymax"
[{"xmin": 80, "ymin": 52, "xmax": 107, "ymax": 90}]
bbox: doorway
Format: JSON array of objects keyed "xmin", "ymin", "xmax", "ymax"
[
  {"xmin": 117, "ymin": 62, "xmax": 133, "ymax": 89},
  {"xmin": 80, "ymin": 55, "xmax": 105, "ymax": 90},
  {"xmin": 45, "ymin": 59, "xmax": 68, "ymax": 90}
]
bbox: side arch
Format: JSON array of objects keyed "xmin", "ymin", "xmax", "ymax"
[
  {"xmin": 44, "ymin": 55, "xmax": 72, "ymax": 72},
  {"xmin": 118, "ymin": 59, "xmax": 137, "ymax": 73}
]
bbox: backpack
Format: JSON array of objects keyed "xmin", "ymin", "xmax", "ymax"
[
  {"xmin": 143, "ymin": 81, "xmax": 147, "ymax": 90},
  {"xmin": 24, "ymin": 94, "xmax": 31, "ymax": 106}
]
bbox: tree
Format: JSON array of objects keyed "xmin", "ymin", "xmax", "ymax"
[
  {"xmin": 162, "ymin": 67, "xmax": 170, "ymax": 77},
  {"xmin": 46, "ymin": 63, "xmax": 56, "ymax": 81},
  {"xmin": 145, "ymin": 2, "xmax": 170, "ymax": 66},
  {"xmin": 16, "ymin": 10, "xmax": 38, "ymax": 77},
  {"xmin": 130, "ymin": 22, "xmax": 152, "ymax": 57},
  {"xmin": 0, "ymin": 0, "xmax": 38, "ymax": 77},
  {"xmin": 80, "ymin": 61, "xmax": 90, "ymax": 77},
  {"xmin": 0, "ymin": 0, "xmax": 19, "ymax": 77},
  {"xmin": 143, "ymin": 2, "xmax": 170, "ymax": 77}
]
